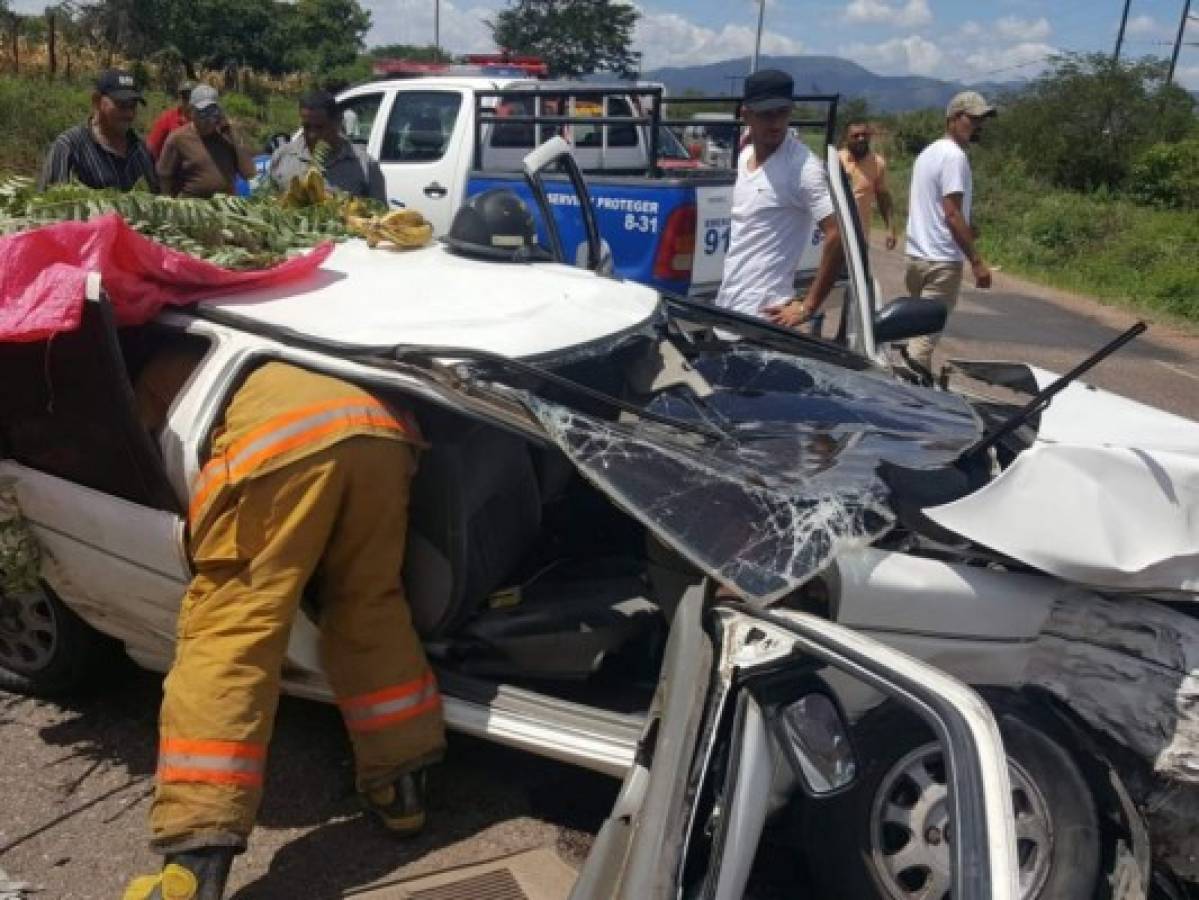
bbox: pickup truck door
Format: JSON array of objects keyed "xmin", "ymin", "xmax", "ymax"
[
  {"xmin": 571, "ymin": 593, "xmax": 1019, "ymax": 900},
  {"xmin": 374, "ymin": 86, "xmax": 474, "ymax": 233}
]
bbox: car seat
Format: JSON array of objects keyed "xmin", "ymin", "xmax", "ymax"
[
  {"xmin": 402, "ymin": 413, "xmax": 661, "ymax": 679},
  {"xmin": 402, "ymin": 113, "xmax": 446, "ymax": 161}
]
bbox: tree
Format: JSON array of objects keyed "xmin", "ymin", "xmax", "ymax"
[
  {"xmin": 991, "ymin": 53, "xmax": 1195, "ymax": 191},
  {"xmin": 279, "ymin": 0, "xmax": 371, "ymax": 74},
  {"xmin": 489, "ymin": 0, "xmax": 640, "ymax": 79},
  {"xmin": 368, "ymin": 43, "xmax": 452, "ymax": 63}
]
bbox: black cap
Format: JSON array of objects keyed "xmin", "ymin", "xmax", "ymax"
[
  {"xmin": 95, "ymin": 69, "xmax": 145, "ymax": 104},
  {"xmin": 743, "ymin": 68, "xmax": 793, "ymax": 112}
]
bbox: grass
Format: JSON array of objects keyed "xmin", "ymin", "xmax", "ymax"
[
  {"xmin": 883, "ymin": 151, "xmax": 1199, "ymax": 323},
  {"xmin": 0, "ymin": 75, "xmax": 300, "ymax": 180}
]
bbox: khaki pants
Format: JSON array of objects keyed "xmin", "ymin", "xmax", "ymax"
[
  {"xmin": 151, "ymin": 438, "xmax": 444, "ymax": 854},
  {"xmin": 903, "ymin": 257, "xmax": 964, "ymax": 374}
]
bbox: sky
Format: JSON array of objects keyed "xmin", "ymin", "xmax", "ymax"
[
  {"xmin": 7, "ymin": 0, "xmax": 1197, "ymax": 88},
  {"xmin": 354, "ymin": 0, "xmax": 1199, "ymax": 89}
]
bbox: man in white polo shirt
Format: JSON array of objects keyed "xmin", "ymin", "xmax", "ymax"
[
  {"xmin": 715, "ymin": 69, "xmax": 842, "ymax": 330},
  {"xmin": 902, "ymin": 91, "xmax": 997, "ymax": 374}
]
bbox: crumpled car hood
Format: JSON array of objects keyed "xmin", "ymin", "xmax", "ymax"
[
  {"xmin": 523, "ymin": 346, "xmax": 982, "ymax": 604},
  {"xmin": 926, "ymin": 368, "xmax": 1199, "ymax": 594}
]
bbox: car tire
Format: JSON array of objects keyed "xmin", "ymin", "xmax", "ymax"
[
  {"xmin": 0, "ymin": 580, "xmax": 124, "ymax": 697},
  {"xmin": 802, "ymin": 701, "xmax": 1101, "ymax": 900}
]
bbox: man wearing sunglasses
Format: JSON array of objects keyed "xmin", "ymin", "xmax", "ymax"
[
  {"xmin": 900, "ymin": 91, "xmax": 996, "ymax": 375},
  {"xmin": 39, "ymin": 69, "xmax": 160, "ymax": 193}
]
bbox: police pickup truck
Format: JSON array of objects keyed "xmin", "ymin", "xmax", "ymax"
[{"xmin": 326, "ymin": 77, "xmax": 836, "ymax": 298}]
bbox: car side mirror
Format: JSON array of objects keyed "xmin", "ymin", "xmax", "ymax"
[
  {"xmin": 874, "ymin": 297, "xmax": 948, "ymax": 344},
  {"xmin": 770, "ymin": 690, "xmax": 857, "ymax": 796}
]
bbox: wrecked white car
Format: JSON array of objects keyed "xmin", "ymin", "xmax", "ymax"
[{"xmin": 0, "ymin": 141, "xmax": 1195, "ymax": 899}]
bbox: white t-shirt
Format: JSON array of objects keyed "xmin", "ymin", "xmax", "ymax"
[
  {"xmin": 715, "ymin": 136, "xmax": 834, "ymax": 318},
  {"xmin": 905, "ymin": 137, "xmax": 972, "ymax": 263}
]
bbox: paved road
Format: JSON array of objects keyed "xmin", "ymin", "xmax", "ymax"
[
  {"xmin": 2, "ymin": 263, "xmax": 1197, "ymax": 899},
  {"xmin": 869, "ymin": 245, "xmax": 1199, "ymax": 422}
]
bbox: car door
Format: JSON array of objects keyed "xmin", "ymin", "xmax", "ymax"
[
  {"xmin": 376, "ymin": 87, "xmax": 472, "ymax": 232},
  {"xmin": 571, "ymin": 589, "xmax": 1019, "ymax": 900},
  {"xmin": 0, "ymin": 291, "xmax": 192, "ymax": 660}
]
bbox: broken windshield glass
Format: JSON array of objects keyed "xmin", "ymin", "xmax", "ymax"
[{"xmin": 518, "ymin": 345, "xmax": 982, "ymax": 604}]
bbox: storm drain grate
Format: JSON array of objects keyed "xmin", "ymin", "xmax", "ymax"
[{"xmin": 407, "ymin": 868, "xmax": 528, "ymax": 900}]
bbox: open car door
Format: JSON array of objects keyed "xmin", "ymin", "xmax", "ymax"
[
  {"xmin": 0, "ymin": 286, "xmax": 192, "ymax": 663},
  {"xmin": 572, "ymin": 587, "xmax": 1019, "ymax": 900}
]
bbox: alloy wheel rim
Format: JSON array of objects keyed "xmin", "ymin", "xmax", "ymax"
[
  {"xmin": 0, "ymin": 584, "xmax": 57, "ymax": 673},
  {"xmin": 869, "ymin": 742, "xmax": 1053, "ymax": 900}
]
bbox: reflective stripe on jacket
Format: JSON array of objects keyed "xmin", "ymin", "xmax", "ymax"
[{"xmin": 189, "ymin": 362, "xmax": 421, "ymax": 532}]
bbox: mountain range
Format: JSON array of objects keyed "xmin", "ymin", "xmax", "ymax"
[{"xmin": 642, "ymin": 55, "xmax": 1023, "ymax": 113}]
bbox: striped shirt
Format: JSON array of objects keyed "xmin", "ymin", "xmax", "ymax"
[{"xmin": 38, "ymin": 121, "xmax": 160, "ymax": 193}]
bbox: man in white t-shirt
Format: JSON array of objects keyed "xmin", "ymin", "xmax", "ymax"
[
  {"xmin": 714, "ymin": 69, "xmax": 842, "ymax": 330},
  {"xmin": 902, "ymin": 91, "xmax": 997, "ymax": 374}
]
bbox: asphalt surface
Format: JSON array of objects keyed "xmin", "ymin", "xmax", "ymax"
[
  {"xmin": 868, "ymin": 245, "xmax": 1199, "ymax": 422},
  {"xmin": 2, "ymin": 260, "xmax": 1197, "ymax": 899}
]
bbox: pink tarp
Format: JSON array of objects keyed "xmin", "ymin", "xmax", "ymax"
[{"xmin": 0, "ymin": 214, "xmax": 334, "ymax": 342}]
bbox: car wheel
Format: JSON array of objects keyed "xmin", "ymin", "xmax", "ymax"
[
  {"xmin": 803, "ymin": 702, "xmax": 1100, "ymax": 900},
  {"xmin": 0, "ymin": 580, "xmax": 122, "ymax": 696}
]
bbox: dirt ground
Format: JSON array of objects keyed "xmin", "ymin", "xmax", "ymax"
[{"xmin": 0, "ymin": 669, "xmax": 616, "ymax": 898}]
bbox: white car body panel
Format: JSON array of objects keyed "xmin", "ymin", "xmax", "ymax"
[
  {"xmin": 196, "ymin": 240, "xmax": 660, "ymax": 357},
  {"xmin": 927, "ymin": 373, "xmax": 1199, "ymax": 593}
]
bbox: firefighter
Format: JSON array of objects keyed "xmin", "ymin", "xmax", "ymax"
[{"xmin": 124, "ymin": 360, "xmax": 445, "ymax": 900}]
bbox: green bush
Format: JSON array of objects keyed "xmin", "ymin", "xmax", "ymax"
[
  {"xmin": 221, "ymin": 91, "xmax": 261, "ymax": 121},
  {"xmin": 891, "ymin": 108, "xmax": 943, "ymax": 157},
  {"xmin": 988, "ymin": 53, "xmax": 1194, "ymax": 192},
  {"xmin": 1129, "ymin": 139, "xmax": 1199, "ymax": 209}
]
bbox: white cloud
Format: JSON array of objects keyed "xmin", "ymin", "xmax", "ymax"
[
  {"xmin": 961, "ymin": 41, "xmax": 1056, "ymax": 78},
  {"xmin": 360, "ymin": 0, "xmax": 501, "ymax": 54},
  {"xmin": 634, "ymin": 10, "xmax": 803, "ymax": 69},
  {"xmin": 844, "ymin": 0, "xmax": 932, "ymax": 28},
  {"xmin": 839, "ymin": 35, "xmax": 942, "ymax": 75},
  {"xmin": 1126, "ymin": 15, "xmax": 1166, "ymax": 36},
  {"xmin": 995, "ymin": 16, "xmax": 1051, "ymax": 42},
  {"xmin": 959, "ymin": 21, "xmax": 985, "ymax": 39}
]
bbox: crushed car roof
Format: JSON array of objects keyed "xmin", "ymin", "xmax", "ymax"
[{"xmin": 195, "ymin": 240, "xmax": 660, "ymax": 359}]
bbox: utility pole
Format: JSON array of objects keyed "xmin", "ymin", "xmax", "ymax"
[
  {"xmin": 434, "ymin": 0, "xmax": 440, "ymax": 57},
  {"xmin": 750, "ymin": 0, "xmax": 765, "ymax": 74},
  {"xmin": 1113, "ymin": 0, "xmax": 1132, "ymax": 61},
  {"xmin": 1168, "ymin": 0, "xmax": 1193, "ymax": 84}
]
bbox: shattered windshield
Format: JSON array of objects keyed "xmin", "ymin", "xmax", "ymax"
[{"xmin": 516, "ymin": 342, "xmax": 982, "ymax": 604}]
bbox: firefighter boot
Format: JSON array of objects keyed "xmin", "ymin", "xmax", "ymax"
[
  {"xmin": 123, "ymin": 847, "xmax": 234, "ymax": 900},
  {"xmin": 360, "ymin": 770, "xmax": 427, "ymax": 836}
]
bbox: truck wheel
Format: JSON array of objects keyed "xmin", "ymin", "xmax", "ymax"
[
  {"xmin": 803, "ymin": 703, "xmax": 1100, "ymax": 900},
  {"xmin": 0, "ymin": 580, "xmax": 122, "ymax": 697}
]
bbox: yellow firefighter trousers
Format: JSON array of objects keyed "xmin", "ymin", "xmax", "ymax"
[{"xmin": 150, "ymin": 437, "xmax": 445, "ymax": 854}]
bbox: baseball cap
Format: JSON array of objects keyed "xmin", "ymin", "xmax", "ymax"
[
  {"xmin": 946, "ymin": 91, "xmax": 996, "ymax": 119},
  {"xmin": 190, "ymin": 84, "xmax": 220, "ymax": 112},
  {"xmin": 95, "ymin": 69, "xmax": 144, "ymax": 104},
  {"xmin": 743, "ymin": 68, "xmax": 794, "ymax": 113}
]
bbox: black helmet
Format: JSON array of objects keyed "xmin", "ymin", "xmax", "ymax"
[{"xmin": 446, "ymin": 188, "xmax": 539, "ymax": 261}]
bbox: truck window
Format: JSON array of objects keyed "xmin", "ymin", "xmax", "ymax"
[
  {"xmin": 338, "ymin": 93, "xmax": 384, "ymax": 146},
  {"xmin": 381, "ymin": 91, "xmax": 462, "ymax": 163},
  {"xmin": 490, "ymin": 97, "xmax": 535, "ymax": 149},
  {"xmin": 605, "ymin": 97, "xmax": 638, "ymax": 148}
]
